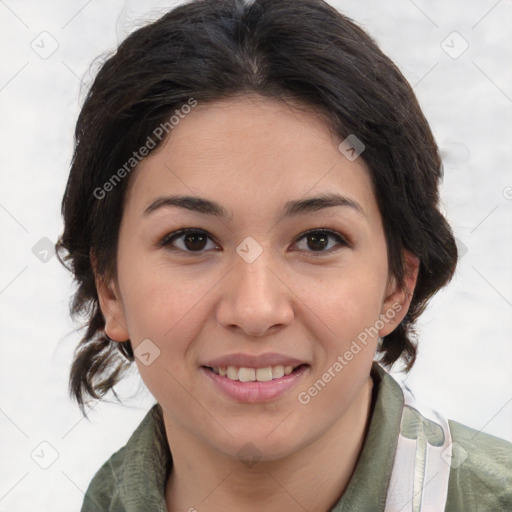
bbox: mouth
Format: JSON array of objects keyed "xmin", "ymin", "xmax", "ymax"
[
  {"xmin": 201, "ymin": 363, "xmax": 310, "ymax": 403},
  {"xmin": 202, "ymin": 363, "xmax": 309, "ymax": 382}
]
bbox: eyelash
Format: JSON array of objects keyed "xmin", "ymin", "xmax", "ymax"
[{"xmin": 158, "ymin": 228, "xmax": 350, "ymax": 257}]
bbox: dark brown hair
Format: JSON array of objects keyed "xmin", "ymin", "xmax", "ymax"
[{"xmin": 56, "ymin": 0, "xmax": 457, "ymax": 413}]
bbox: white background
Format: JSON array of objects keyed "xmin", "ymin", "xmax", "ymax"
[{"xmin": 0, "ymin": 0, "xmax": 511, "ymax": 510}]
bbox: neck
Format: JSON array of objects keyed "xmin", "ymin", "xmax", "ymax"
[{"xmin": 165, "ymin": 375, "xmax": 374, "ymax": 512}]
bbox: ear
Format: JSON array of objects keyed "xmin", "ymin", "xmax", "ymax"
[
  {"xmin": 91, "ymin": 253, "xmax": 130, "ymax": 342},
  {"xmin": 378, "ymin": 250, "xmax": 420, "ymax": 337}
]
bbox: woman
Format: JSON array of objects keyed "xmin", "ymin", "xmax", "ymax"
[{"xmin": 56, "ymin": 0, "xmax": 512, "ymax": 510}]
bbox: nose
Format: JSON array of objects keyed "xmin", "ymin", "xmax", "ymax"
[{"xmin": 215, "ymin": 249, "xmax": 294, "ymax": 337}]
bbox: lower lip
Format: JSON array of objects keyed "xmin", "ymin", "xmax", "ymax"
[{"xmin": 201, "ymin": 365, "xmax": 309, "ymax": 403}]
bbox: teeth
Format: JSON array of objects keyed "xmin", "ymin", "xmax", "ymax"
[
  {"xmin": 256, "ymin": 367, "xmax": 273, "ymax": 382},
  {"xmin": 272, "ymin": 365, "xmax": 284, "ymax": 379},
  {"xmin": 239, "ymin": 367, "xmax": 256, "ymax": 382},
  {"xmin": 227, "ymin": 366, "xmax": 238, "ymax": 380},
  {"xmin": 212, "ymin": 365, "xmax": 299, "ymax": 382}
]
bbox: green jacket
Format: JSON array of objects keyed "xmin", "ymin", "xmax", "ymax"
[{"xmin": 81, "ymin": 364, "xmax": 512, "ymax": 511}]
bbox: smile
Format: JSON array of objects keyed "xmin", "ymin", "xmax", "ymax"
[
  {"xmin": 205, "ymin": 364, "xmax": 302, "ymax": 382},
  {"xmin": 201, "ymin": 364, "xmax": 310, "ymax": 403}
]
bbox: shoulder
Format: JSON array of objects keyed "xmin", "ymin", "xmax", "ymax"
[
  {"xmin": 446, "ymin": 419, "xmax": 512, "ymax": 511},
  {"xmin": 377, "ymin": 365, "xmax": 512, "ymax": 510},
  {"xmin": 80, "ymin": 442, "xmax": 128, "ymax": 512},
  {"xmin": 80, "ymin": 405, "xmax": 167, "ymax": 512}
]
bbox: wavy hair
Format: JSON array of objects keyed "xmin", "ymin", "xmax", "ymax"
[{"xmin": 56, "ymin": 0, "xmax": 458, "ymax": 413}]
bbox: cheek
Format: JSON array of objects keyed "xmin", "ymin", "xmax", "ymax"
[
  {"xmin": 312, "ymin": 264, "xmax": 388, "ymax": 336},
  {"xmin": 118, "ymin": 262, "xmax": 212, "ymax": 402},
  {"xmin": 117, "ymin": 253, "xmax": 211, "ymax": 340}
]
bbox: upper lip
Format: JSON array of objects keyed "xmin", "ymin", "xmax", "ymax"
[{"xmin": 202, "ymin": 353, "xmax": 307, "ymax": 369}]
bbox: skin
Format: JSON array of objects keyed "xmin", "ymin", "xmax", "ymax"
[{"xmin": 96, "ymin": 94, "xmax": 419, "ymax": 512}]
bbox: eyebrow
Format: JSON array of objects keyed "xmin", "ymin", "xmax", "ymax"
[{"xmin": 143, "ymin": 192, "xmax": 365, "ymax": 219}]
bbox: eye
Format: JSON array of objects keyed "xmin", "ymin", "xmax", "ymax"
[
  {"xmin": 159, "ymin": 228, "xmax": 219, "ymax": 253},
  {"xmin": 158, "ymin": 228, "xmax": 349, "ymax": 256},
  {"xmin": 293, "ymin": 229, "xmax": 349, "ymax": 256}
]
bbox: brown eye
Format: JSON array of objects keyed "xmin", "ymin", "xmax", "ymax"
[
  {"xmin": 294, "ymin": 229, "xmax": 348, "ymax": 255},
  {"xmin": 306, "ymin": 232, "xmax": 329, "ymax": 251},
  {"xmin": 160, "ymin": 229, "xmax": 218, "ymax": 253},
  {"xmin": 182, "ymin": 231, "xmax": 208, "ymax": 251}
]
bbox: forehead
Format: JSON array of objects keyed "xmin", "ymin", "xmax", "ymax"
[{"xmin": 125, "ymin": 95, "xmax": 377, "ymax": 219}]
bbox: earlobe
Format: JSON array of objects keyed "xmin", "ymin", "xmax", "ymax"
[
  {"xmin": 378, "ymin": 250, "xmax": 420, "ymax": 337},
  {"xmin": 94, "ymin": 272, "xmax": 130, "ymax": 343}
]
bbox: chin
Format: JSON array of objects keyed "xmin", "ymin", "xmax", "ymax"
[{"xmin": 205, "ymin": 424, "xmax": 310, "ymax": 464}]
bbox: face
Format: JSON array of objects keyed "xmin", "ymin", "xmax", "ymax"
[{"xmin": 97, "ymin": 95, "xmax": 417, "ymax": 461}]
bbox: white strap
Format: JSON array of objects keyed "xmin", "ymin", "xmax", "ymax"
[{"xmin": 384, "ymin": 376, "xmax": 452, "ymax": 512}]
